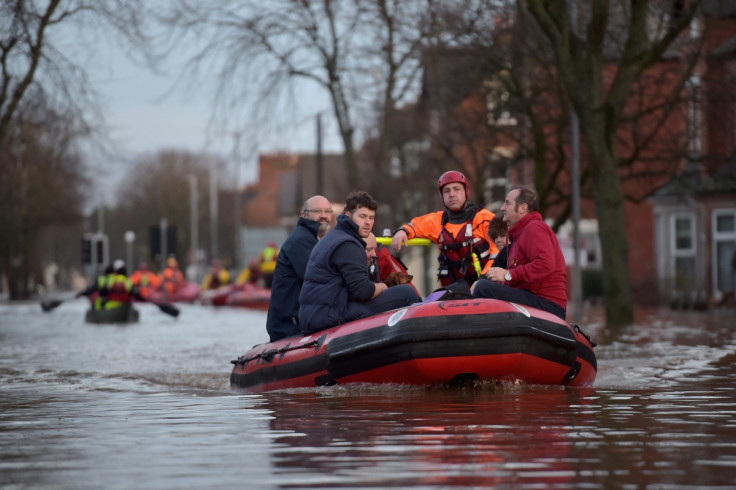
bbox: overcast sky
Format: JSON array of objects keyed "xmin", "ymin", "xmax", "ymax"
[{"xmin": 82, "ymin": 29, "xmax": 343, "ymax": 204}]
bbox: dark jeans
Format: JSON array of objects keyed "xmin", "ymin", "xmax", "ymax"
[
  {"xmin": 472, "ymin": 278, "xmax": 566, "ymax": 320},
  {"xmin": 365, "ymin": 284, "xmax": 421, "ymax": 314}
]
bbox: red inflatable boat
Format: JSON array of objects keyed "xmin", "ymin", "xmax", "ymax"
[
  {"xmin": 230, "ymin": 298, "xmax": 597, "ymax": 393},
  {"xmin": 199, "ymin": 283, "xmax": 271, "ymax": 310},
  {"xmin": 225, "ymin": 283, "xmax": 271, "ymax": 310},
  {"xmin": 145, "ymin": 282, "xmax": 201, "ymax": 304}
]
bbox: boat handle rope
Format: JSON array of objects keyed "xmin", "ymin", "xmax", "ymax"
[
  {"xmin": 570, "ymin": 322, "xmax": 597, "ymax": 347},
  {"xmin": 231, "ymin": 335, "xmax": 326, "ymax": 365}
]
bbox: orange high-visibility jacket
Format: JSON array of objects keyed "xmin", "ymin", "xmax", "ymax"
[{"xmin": 398, "ymin": 208, "xmax": 499, "ymax": 276}]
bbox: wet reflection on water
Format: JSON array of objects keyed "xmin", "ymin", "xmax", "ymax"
[
  {"xmin": 1, "ymin": 299, "xmax": 735, "ymax": 488},
  {"xmin": 257, "ymin": 379, "xmax": 736, "ymax": 488}
]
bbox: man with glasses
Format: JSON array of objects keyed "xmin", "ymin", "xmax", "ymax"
[{"xmin": 266, "ymin": 195, "xmax": 334, "ymax": 341}]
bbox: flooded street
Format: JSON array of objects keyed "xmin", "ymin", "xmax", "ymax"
[{"xmin": 1, "ymin": 298, "xmax": 735, "ymax": 488}]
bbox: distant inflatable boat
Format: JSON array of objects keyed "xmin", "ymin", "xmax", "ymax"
[
  {"xmin": 199, "ymin": 283, "xmax": 271, "ymax": 310},
  {"xmin": 145, "ymin": 282, "xmax": 200, "ymax": 304},
  {"xmin": 85, "ymin": 304, "xmax": 140, "ymax": 324},
  {"xmin": 230, "ymin": 298, "xmax": 597, "ymax": 393},
  {"xmin": 225, "ymin": 284, "xmax": 271, "ymax": 310}
]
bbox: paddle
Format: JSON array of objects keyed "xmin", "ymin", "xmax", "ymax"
[
  {"xmin": 40, "ymin": 296, "xmax": 180, "ymax": 318},
  {"xmin": 131, "ymin": 289, "xmax": 180, "ymax": 318},
  {"xmin": 375, "ymin": 237, "xmax": 431, "ymax": 246},
  {"xmin": 155, "ymin": 301, "xmax": 180, "ymax": 318},
  {"xmin": 41, "ymin": 299, "xmax": 63, "ymax": 312}
]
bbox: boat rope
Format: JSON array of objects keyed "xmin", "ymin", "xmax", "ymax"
[
  {"xmin": 231, "ymin": 336, "xmax": 326, "ymax": 365},
  {"xmin": 570, "ymin": 322, "xmax": 597, "ymax": 347}
]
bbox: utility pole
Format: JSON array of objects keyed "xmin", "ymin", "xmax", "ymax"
[
  {"xmin": 316, "ymin": 113, "xmax": 323, "ymax": 196},
  {"xmin": 188, "ymin": 174, "xmax": 199, "ymax": 281},
  {"xmin": 209, "ymin": 159, "xmax": 218, "ymax": 261},
  {"xmin": 232, "ymin": 133, "xmax": 243, "ymax": 270},
  {"xmin": 569, "ymin": 0, "xmax": 583, "ymax": 323}
]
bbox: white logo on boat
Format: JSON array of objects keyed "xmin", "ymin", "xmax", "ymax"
[
  {"xmin": 510, "ymin": 303, "xmax": 530, "ymax": 317},
  {"xmin": 388, "ymin": 308, "xmax": 408, "ymax": 326}
]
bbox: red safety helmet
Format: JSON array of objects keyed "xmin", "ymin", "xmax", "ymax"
[{"xmin": 437, "ymin": 171, "xmax": 469, "ymax": 198}]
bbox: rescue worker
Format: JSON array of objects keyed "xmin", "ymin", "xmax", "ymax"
[
  {"xmin": 160, "ymin": 256, "xmax": 185, "ymax": 295},
  {"xmin": 130, "ymin": 262, "xmax": 161, "ymax": 299},
  {"xmin": 258, "ymin": 241, "xmax": 279, "ymax": 289},
  {"xmin": 102, "ymin": 260, "xmax": 136, "ymax": 310},
  {"xmin": 235, "ymin": 258, "xmax": 261, "ymax": 285},
  {"xmin": 392, "ymin": 170, "xmax": 498, "ymax": 287},
  {"xmin": 76, "ymin": 264, "xmax": 115, "ymax": 310},
  {"xmin": 201, "ymin": 259, "xmax": 231, "ymax": 290}
]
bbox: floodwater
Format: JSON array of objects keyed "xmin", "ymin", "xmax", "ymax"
[{"xmin": 1, "ymin": 297, "xmax": 735, "ymax": 489}]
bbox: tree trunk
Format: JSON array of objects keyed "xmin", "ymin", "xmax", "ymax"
[
  {"xmin": 584, "ymin": 121, "xmax": 634, "ymax": 328},
  {"xmin": 328, "ymin": 80, "xmax": 359, "ymax": 190}
]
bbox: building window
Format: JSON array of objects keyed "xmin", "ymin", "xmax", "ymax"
[
  {"xmin": 671, "ymin": 213, "xmax": 695, "ymax": 290},
  {"xmin": 713, "ymin": 210, "xmax": 736, "ymax": 295}
]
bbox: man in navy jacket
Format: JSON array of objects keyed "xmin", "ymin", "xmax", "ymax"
[{"xmin": 266, "ymin": 195, "xmax": 333, "ymax": 342}]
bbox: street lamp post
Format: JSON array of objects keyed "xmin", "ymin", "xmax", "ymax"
[
  {"xmin": 124, "ymin": 230, "xmax": 136, "ymax": 272},
  {"xmin": 188, "ymin": 174, "xmax": 199, "ymax": 280},
  {"xmin": 209, "ymin": 160, "xmax": 218, "ymax": 261},
  {"xmin": 568, "ymin": 0, "xmax": 583, "ymax": 323}
]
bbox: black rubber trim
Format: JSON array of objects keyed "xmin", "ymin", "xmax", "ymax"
[
  {"xmin": 576, "ymin": 339, "xmax": 598, "ymax": 372},
  {"xmin": 325, "ymin": 312, "xmax": 578, "ymax": 380},
  {"xmin": 230, "ymin": 351, "xmax": 329, "ymax": 389}
]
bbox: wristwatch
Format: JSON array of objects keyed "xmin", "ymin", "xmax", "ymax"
[{"xmin": 504, "ymin": 271, "xmax": 512, "ymax": 282}]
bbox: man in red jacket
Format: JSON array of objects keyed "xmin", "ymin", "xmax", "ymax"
[{"xmin": 471, "ymin": 186, "xmax": 567, "ymax": 320}]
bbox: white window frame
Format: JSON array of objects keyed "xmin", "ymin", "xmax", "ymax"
[
  {"xmin": 670, "ymin": 212, "xmax": 696, "ymax": 290},
  {"xmin": 670, "ymin": 212, "xmax": 695, "ymax": 256},
  {"xmin": 711, "ymin": 209, "xmax": 736, "ymax": 296}
]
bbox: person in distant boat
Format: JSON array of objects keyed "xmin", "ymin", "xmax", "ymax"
[
  {"xmin": 160, "ymin": 256, "xmax": 185, "ymax": 295},
  {"xmin": 101, "ymin": 260, "xmax": 138, "ymax": 310},
  {"xmin": 266, "ymin": 195, "xmax": 334, "ymax": 342},
  {"xmin": 201, "ymin": 258, "xmax": 230, "ymax": 290},
  {"xmin": 130, "ymin": 262, "xmax": 161, "ymax": 299},
  {"xmin": 299, "ymin": 191, "xmax": 421, "ymax": 335},
  {"xmin": 76, "ymin": 264, "xmax": 115, "ymax": 310},
  {"xmin": 488, "ymin": 215, "xmax": 508, "ymax": 270},
  {"xmin": 235, "ymin": 258, "xmax": 261, "ymax": 285},
  {"xmin": 472, "ymin": 186, "xmax": 567, "ymax": 320},
  {"xmin": 392, "ymin": 170, "xmax": 498, "ymax": 287},
  {"xmin": 78, "ymin": 260, "xmax": 144, "ymax": 311},
  {"xmin": 258, "ymin": 241, "xmax": 279, "ymax": 289}
]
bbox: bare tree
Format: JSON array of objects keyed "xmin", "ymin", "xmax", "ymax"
[
  {"xmin": 112, "ymin": 150, "xmax": 233, "ymax": 270},
  {"xmin": 0, "ymin": 0, "xmax": 152, "ymax": 299},
  {"xmin": 0, "ymin": 98, "xmax": 89, "ymax": 299},
  {"xmin": 385, "ymin": 0, "xmax": 709, "ymax": 326},
  {"xmin": 525, "ymin": 0, "xmax": 703, "ymax": 327},
  {"xmin": 0, "ymin": 0, "xmax": 150, "ymax": 145},
  {"xmin": 353, "ymin": 0, "xmax": 425, "ymax": 212},
  {"xmin": 157, "ymin": 0, "xmax": 371, "ymax": 190}
]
